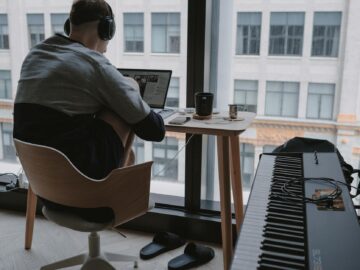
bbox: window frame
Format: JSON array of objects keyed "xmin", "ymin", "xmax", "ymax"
[
  {"xmin": 0, "ymin": 70, "xmax": 11, "ymax": 99},
  {"xmin": 123, "ymin": 13, "xmax": 144, "ymax": 53},
  {"xmin": 233, "ymin": 79, "xmax": 258, "ymax": 112},
  {"xmin": 236, "ymin": 12, "xmax": 261, "ymax": 55},
  {"xmin": 265, "ymin": 81, "xmax": 300, "ymax": 117},
  {"xmin": 152, "ymin": 137, "xmax": 179, "ymax": 181},
  {"xmin": 311, "ymin": 12, "xmax": 342, "ymax": 58},
  {"xmin": 0, "ymin": 14, "xmax": 9, "ymax": 49},
  {"xmin": 306, "ymin": 83, "xmax": 335, "ymax": 120},
  {"xmin": 2, "ymin": 123, "xmax": 16, "ymax": 161},
  {"xmin": 269, "ymin": 12, "xmax": 305, "ymax": 56},
  {"xmin": 27, "ymin": 14, "xmax": 45, "ymax": 48},
  {"xmin": 151, "ymin": 12, "xmax": 181, "ymax": 54},
  {"xmin": 50, "ymin": 13, "xmax": 68, "ymax": 35}
]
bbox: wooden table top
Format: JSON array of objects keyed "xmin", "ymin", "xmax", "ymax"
[{"xmin": 165, "ymin": 111, "xmax": 256, "ymax": 136}]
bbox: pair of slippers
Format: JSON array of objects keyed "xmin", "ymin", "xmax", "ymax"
[{"xmin": 140, "ymin": 232, "xmax": 215, "ymax": 270}]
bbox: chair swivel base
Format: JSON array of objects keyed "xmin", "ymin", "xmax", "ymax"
[{"xmin": 40, "ymin": 232, "xmax": 138, "ymax": 270}]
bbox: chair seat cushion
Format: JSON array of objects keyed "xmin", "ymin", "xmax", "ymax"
[{"xmin": 42, "ymin": 206, "xmax": 114, "ymax": 232}]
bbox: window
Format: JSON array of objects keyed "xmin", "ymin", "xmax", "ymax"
[
  {"xmin": 240, "ymin": 143, "xmax": 255, "ymax": 190},
  {"xmin": 152, "ymin": 137, "xmax": 179, "ymax": 181},
  {"xmin": 152, "ymin": 13, "xmax": 180, "ymax": 53},
  {"xmin": 2, "ymin": 123, "xmax": 16, "ymax": 161},
  {"xmin": 124, "ymin": 13, "xmax": 144, "ymax": 53},
  {"xmin": 27, "ymin": 14, "xmax": 45, "ymax": 48},
  {"xmin": 307, "ymin": 83, "xmax": 335, "ymax": 120},
  {"xmin": 133, "ymin": 137, "xmax": 145, "ymax": 164},
  {"xmin": 312, "ymin": 12, "xmax": 342, "ymax": 57},
  {"xmin": 265, "ymin": 81, "xmax": 299, "ymax": 117},
  {"xmin": 166, "ymin": 77, "xmax": 180, "ymax": 107},
  {"xmin": 0, "ymin": 14, "xmax": 9, "ymax": 49},
  {"xmin": 51, "ymin": 14, "xmax": 68, "ymax": 35},
  {"xmin": 269, "ymin": 12, "xmax": 305, "ymax": 56},
  {"xmin": 263, "ymin": 145, "xmax": 277, "ymax": 153},
  {"xmin": 234, "ymin": 80, "xmax": 258, "ymax": 112},
  {"xmin": 236, "ymin": 12, "xmax": 261, "ymax": 55},
  {"xmin": 0, "ymin": 70, "xmax": 11, "ymax": 99}
]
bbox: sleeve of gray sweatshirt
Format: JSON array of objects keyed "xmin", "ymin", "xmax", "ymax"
[{"xmin": 97, "ymin": 63, "xmax": 165, "ymax": 141}]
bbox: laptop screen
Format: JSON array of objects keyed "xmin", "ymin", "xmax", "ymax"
[{"xmin": 117, "ymin": 68, "xmax": 172, "ymax": 109}]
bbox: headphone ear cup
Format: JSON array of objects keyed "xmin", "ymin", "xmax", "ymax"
[
  {"xmin": 98, "ymin": 17, "xmax": 115, "ymax": 41},
  {"xmin": 64, "ymin": 18, "xmax": 70, "ymax": 36}
]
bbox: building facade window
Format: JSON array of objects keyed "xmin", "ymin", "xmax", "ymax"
[
  {"xmin": 124, "ymin": 13, "xmax": 144, "ymax": 53},
  {"xmin": 236, "ymin": 12, "xmax": 261, "ymax": 55},
  {"xmin": 0, "ymin": 70, "xmax": 11, "ymax": 99},
  {"xmin": 133, "ymin": 137, "xmax": 145, "ymax": 164},
  {"xmin": 152, "ymin": 13, "xmax": 180, "ymax": 53},
  {"xmin": 307, "ymin": 83, "xmax": 335, "ymax": 120},
  {"xmin": 240, "ymin": 143, "xmax": 255, "ymax": 190},
  {"xmin": 27, "ymin": 14, "xmax": 45, "ymax": 48},
  {"xmin": 51, "ymin": 14, "xmax": 68, "ymax": 35},
  {"xmin": 2, "ymin": 123, "xmax": 16, "ymax": 161},
  {"xmin": 269, "ymin": 12, "xmax": 305, "ymax": 56},
  {"xmin": 234, "ymin": 80, "xmax": 258, "ymax": 113},
  {"xmin": 312, "ymin": 12, "xmax": 342, "ymax": 57},
  {"xmin": 0, "ymin": 14, "xmax": 9, "ymax": 49},
  {"xmin": 152, "ymin": 137, "xmax": 178, "ymax": 181},
  {"xmin": 166, "ymin": 77, "xmax": 180, "ymax": 107},
  {"xmin": 265, "ymin": 81, "xmax": 299, "ymax": 117},
  {"xmin": 263, "ymin": 145, "xmax": 277, "ymax": 153}
]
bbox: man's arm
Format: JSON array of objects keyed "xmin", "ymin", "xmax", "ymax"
[{"xmin": 132, "ymin": 110, "xmax": 165, "ymax": 142}]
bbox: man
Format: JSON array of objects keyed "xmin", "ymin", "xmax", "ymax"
[{"xmin": 14, "ymin": 0, "xmax": 165, "ymax": 180}]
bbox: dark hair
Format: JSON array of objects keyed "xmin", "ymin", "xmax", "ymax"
[{"xmin": 70, "ymin": 0, "xmax": 112, "ymax": 25}]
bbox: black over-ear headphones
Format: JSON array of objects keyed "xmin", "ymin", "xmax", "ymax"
[{"xmin": 64, "ymin": 1, "xmax": 116, "ymax": 41}]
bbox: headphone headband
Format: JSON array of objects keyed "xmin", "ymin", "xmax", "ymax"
[{"xmin": 64, "ymin": 1, "xmax": 116, "ymax": 41}]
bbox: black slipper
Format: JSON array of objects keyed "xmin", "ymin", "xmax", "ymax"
[
  {"xmin": 140, "ymin": 232, "xmax": 186, "ymax": 260},
  {"xmin": 168, "ymin": 242, "xmax": 215, "ymax": 270}
]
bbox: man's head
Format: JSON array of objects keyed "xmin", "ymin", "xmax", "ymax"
[{"xmin": 65, "ymin": 0, "xmax": 116, "ymax": 53}]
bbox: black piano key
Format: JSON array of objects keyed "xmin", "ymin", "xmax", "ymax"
[
  {"xmin": 260, "ymin": 251, "xmax": 306, "ymax": 265},
  {"xmin": 258, "ymin": 262, "xmax": 301, "ymax": 270},
  {"xmin": 264, "ymin": 226, "xmax": 304, "ymax": 237},
  {"xmin": 268, "ymin": 202, "xmax": 303, "ymax": 211},
  {"xmin": 263, "ymin": 231, "xmax": 304, "ymax": 243},
  {"xmin": 258, "ymin": 257, "xmax": 306, "ymax": 269},
  {"xmin": 265, "ymin": 212, "xmax": 304, "ymax": 221},
  {"xmin": 262, "ymin": 239, "xmax": 304, "ymax": 249},
  {"xmin": 265, "ymin": 221, "xmax": 304, "ymax": 231},
  {"xmin": 261, "ymin": 243, "xmax": 305, "ymax": 257},
  {"xmin": 265, "ymin": 215, "xmax": 304, "ymax": 227},
  {"xmin": 267, "ymin": 206, "xmax": 303, "ymax": 216}
]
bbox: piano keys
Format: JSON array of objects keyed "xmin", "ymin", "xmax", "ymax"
[{"xmin": 231, "ymin": 153, "xmax": 360, "ymax": 270}]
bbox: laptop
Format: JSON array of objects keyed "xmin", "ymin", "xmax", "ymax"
[{"xmin": 117, "ymin": 68, "xmax": 176, "ymax": 119}]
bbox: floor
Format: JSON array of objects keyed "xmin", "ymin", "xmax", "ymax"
[{"xmin": 0, "ymin": 210, "xmax": 223, "ymax": 270}]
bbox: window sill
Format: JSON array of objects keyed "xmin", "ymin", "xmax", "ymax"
[
  {"xmin": 234, "ymin": 54, "xmax": 260, "ymax": 59},
  {"xmin": 123, "ymin": 52, "xmax": 145, "ymax": 56},
  {"xmin": 257, "ymin": 115, "xmax": 335, "ymax": 123},
  {"xmin": 309, "ymin": 57, "xmax": 339, "ymax": 62},
  {"xmin": 267, "ymin": 55, "xmax": 303, "ymax": 61},
  {"xmin": 150, "ymin": 53, "xmax": 181, "ymax": 57}
]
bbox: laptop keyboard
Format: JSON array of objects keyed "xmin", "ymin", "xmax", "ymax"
[{"xmin": 156, "ymin": 108, "xmax": 176, "ymax": 119}]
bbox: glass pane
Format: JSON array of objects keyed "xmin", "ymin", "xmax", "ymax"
[
  {"xmin": 282, "ymin": 92, "xmax": 298, "ymax": 117},
  {"xmin": 307, "ymin": 94, "xmax": 320, "ymax": 118},
  {"xmin": 202, "ymin": 1, "xmax": 348, "ymax": 216},
  {"xmin": 124, "ymin": 13, "xmax": 144, "ymax": 52},
  {"xmin": 312, "ymin": 12, "xmax": 342, "ymax": 57},
  {"xmin": 320, "ymin": 95, "xmax": 333, "ymax": 119},
  {"xmin": 152, "ymin": 13, "xmax": 180, "ymax": 53},
  {"xmin": 51, "ymin": 14, "xmax": 68, "ymax": 35}
]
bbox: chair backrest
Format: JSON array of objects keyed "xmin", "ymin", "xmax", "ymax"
[{"xmin": 14, "ymin": 139, "xmax": 153, "ymax": 226}]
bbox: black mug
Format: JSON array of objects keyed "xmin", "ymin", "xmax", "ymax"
[{"xmin": 195, "ymin": 92, "xmax": 214, "ymax": 116}]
